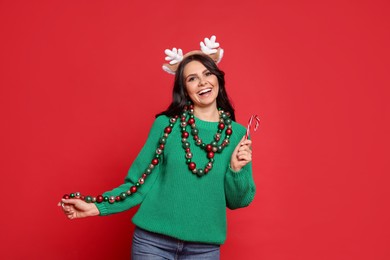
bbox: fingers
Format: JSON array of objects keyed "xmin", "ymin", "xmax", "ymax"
[
  {"xmin": 58, "ymin": 199, "xmax": 77, "ymax": 218},
  {"xmin": 236, "ymin": 139, "xmax": 252, "ymax": 161},
  {"xmin": 236, "ymin": 151, "xmax": 252, "ymax": 162},
  {"xmin": 67, "ymin": 212, "xmax": 77, "ymax": 219},
  {"xmin": 239, "ymin": 138, "xmax": 252, "ymax": 148},
  {"xmin": 230, "ymin": 136, "xmax": 253, "ymax": 172},
  {"xmin": 61, "ymin": 198, "xmax": 79, "ymax": 205}
]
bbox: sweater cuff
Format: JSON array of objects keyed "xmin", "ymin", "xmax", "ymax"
[{"xmin": 95, "ymin": 202, "xmax": 109, "ymax": 216}]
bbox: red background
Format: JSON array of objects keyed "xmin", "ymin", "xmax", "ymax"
[{"xmin": 1, "ymin": 0, "xmax": 389, "ymax": 259}]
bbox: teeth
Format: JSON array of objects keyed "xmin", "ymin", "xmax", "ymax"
[{"xmin": 199, "ymin": 88, "xmax": 211, "ymax": 95}]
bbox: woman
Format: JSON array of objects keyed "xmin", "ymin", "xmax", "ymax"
[{"xmin": 59, "ymin": 38, "xmax": 256, "ymax": 259}]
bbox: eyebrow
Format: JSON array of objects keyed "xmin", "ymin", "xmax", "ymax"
[{"xmin": 185, "ymin": 69, "xmax": 209, "ymax": 80}]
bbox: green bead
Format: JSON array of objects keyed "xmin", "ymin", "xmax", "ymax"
[
  {"xmin": 181, "ymin": 127, "xmax": 186, "ymax": 132},
  {"xmin": 135, "ymin": 182, "xmax": 140, "ymax": 187},
  {"xmin": 120, "ymin": 192, "xmax": 127, "ymax": 199},
  {"xmin": 169, "ymin": 123, "xmax": 174, "ymax": 127},
  {"xmin": 104, "ymin": 196, "xmax": 109, "ymax": 202},
  {"xmin": 70, "ymin": 193, "xmax": 75, "ymax": 198},
  {"xmin": 210, "ymin": 158, "xmax": 215, "ymax": 162},
  {"xmin": 217, "ymin": 145, "xmax": 223, "ymax": 153},
  {"xmin": 146, "ymin": 168, "xmax": 152, "ymax": 175},
  {"xmin": 211, "ymin": 141, "xmax": 218, "ymax": 147},
  {"xmin": 221, "ymin": 113, "xmax": 228, "ymax": 119},
  {"xmin": 201, "ymin": 143, "xmax": 206, "ymax": 149},
  {"xmin": 186, "ymin": 158, "xmax": 192, "ymax": 164},
  {"xmin": 191, "ymin": 128, "xmax": 198, "ymax": 135},
  {"xmin": 224, "ymin": 118, "xmax": 232, "ymax": 125},
  {"xmin": 190, "ymin": 114, "xmax": 194, "ymax": 118},
  {"xmin": 218, "ymin": 129, "xmax": 222, "ymax": 133},
  {"xmin": 197, "ymin": 169, "xmax": 204, "ymax": 177},
  {"xmin": 159, "ymin": 137, "xmax": 166, "ymax": 144},
  {"xmin": 226, "ymin": 135, "xmax": 230, "ymax": 139},
  {"xmin": 85, "ymin": 196, "xmax": 92, "ymax": 203},
  {"xmin": 182, "ymin": 142, "xmax": 190, "ymax": 149},
  {"xmin": 155, "ymin": 154, "xmax": 160, "ymax": 158}
]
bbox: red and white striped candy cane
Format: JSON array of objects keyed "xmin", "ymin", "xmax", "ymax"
[{"xmin": 245, "ymin": 115, "xmax": 260, "ymax": 139}]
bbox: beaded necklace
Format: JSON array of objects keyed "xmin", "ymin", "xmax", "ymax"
[
  {"xmin": 62, "ymin": 103, "xmax": 232, "ymax": 204},
  {"xmin": 179, "ymin": 103, "xmax": 232, "ymax": 177}
]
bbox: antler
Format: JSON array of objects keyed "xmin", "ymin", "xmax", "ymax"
[
  {"xmin": 200, "ymin": 35, "xmax": 220, "ymax": 55},
  {"xmin": 164, "ymin": 48, "xmax": 183, "ymax": 65},
  {"xmin": 162, "ymin": 35, "xmax": 224, "ymax": 74}
]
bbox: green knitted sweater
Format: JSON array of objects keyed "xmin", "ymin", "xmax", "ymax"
[{"xmin": 95, "ymin": 115, "xmax": 256, "ymax": 244}]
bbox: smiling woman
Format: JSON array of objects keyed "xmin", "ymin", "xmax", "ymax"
[
  {"xmin": 184, "ymin": 61, "xmax": 219, "ymax": 112},
  {"xmin": 58, "ymin": 36, "xmax": 256, "ymax": 260}
]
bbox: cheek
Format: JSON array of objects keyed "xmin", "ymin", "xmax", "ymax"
[
  {"xmin": 210, "ymin": 76, "xmax": 219, "ymax": 86},
  {"xmin": 185, "ymin": 83, "xmax": 197, "ymax": 95}
]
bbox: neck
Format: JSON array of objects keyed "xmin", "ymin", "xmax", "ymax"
[{"xmin": 193, "ymin": 105, "xmax": 219, "ymax": 122}]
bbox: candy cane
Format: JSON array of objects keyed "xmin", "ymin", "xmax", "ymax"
[{"xmin": 245, "ymin": 115, "xmax": 260, "ymax": 139}]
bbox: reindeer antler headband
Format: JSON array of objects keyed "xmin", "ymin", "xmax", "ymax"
[{"xmin": 162, "ymin": 35, "xmax": 224, "ymax": 74}]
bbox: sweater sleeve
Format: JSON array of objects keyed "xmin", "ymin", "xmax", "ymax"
[
  {"xmin": 225, "ymin": 162, "xmax": 256, "ymax": 209},
  {"xmin": 95, "ymin": 116, "xmax": 168, "ymax": 216},
  {"xmin": 224, "ymin": 127, "xmax": 256, "ymax": 210}
]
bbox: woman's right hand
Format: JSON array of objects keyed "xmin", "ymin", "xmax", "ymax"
[{"xmin": 58, "ymin": 198, "xmax": 100, "ymax": 220}]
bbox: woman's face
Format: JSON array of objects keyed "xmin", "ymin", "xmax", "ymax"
[{"xmin": 183, "ymin": 60, "xmax": 219, "ymax": 109}]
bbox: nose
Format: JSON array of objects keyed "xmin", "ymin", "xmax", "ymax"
[{"xmin": 199, "ymin": 75, "xmax": 207, "ymax": 86}]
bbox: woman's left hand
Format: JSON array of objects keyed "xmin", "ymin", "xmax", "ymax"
[{"xmin": 230, "ymin": 136, "xmax": 252, "ymax": 172}]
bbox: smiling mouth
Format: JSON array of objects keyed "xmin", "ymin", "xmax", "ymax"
[{"xmin": 198, "ymin": 88, "xmax": 212, "ymax": 96}]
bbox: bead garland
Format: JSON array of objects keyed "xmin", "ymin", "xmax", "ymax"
[
  {"xmin": 62, "ymin": 103, "xmax": 233, "ymax": 204},
  {"xmin": 180, "ymin": 103, "xmax": 232, "ymax": 177},
  {"xmin": 63, "ymin": 115, "xmax": 179, "ymax": 204}
]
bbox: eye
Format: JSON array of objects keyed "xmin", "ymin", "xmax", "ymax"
[
  {"xmin": 187, "ymin": 76, "xmax": 198, "ymax": 82},
  {"xmin": 205, "ymin": 71, "xmax": 213, "ymax": 76}
]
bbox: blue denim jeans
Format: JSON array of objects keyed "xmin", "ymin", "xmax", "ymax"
[{"xmin": 131, "ymin": 227, "xmax": 220, "ymax": 260}]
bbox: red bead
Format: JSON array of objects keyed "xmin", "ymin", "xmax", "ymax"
[
  {"xmin": 115, "ymin": 196, "xmax": 121, "ymax": 201},
  {"xmin": 181, "ymin": 116, "xmax": 186, "ymax": 122},
  {"xmin": 142, "ymin": 173, "xmax": 147, "ymax": 179},
  {"xmin": 159, "ymin": 144, "xmax": 165, "ymax": 150},
  {"xmin": 218, "ymin": 123, "xmax": 225, "ymax": 130},
  {"xmin": 182, "ymin": 132, "xmax": 189, "ymax": 138},
  {"xmin": 164, "ymin": 127, "xmax": 172, "ymax": 134},
  {"xmin": 63, "ymin": 194, "xmax": 70, "ymax": 199},
  {"xmin": 80, "ymin": 195, "xmax": 85, "ymax": 200},
  {"xmin": 188, "ymin": 162, "xmax": 196, "ymax": 170},
  {"xmin": 96, "ymin": 195, "xmax": 104, "ymax": 203},
  {"xmin": 130, "ymin": 186, "xmax": 137, "ymax": 193},
  {"xmin": 193, "ymin": 135, "xmax": 198, "ymax": 140},
  {"xmin": 226, "ymin": 128, "xmax": 232, "ymax": 135},
  {"xmin": 151, "ymin": 158, "xmax": 159, "ymax": 165},
  {"xmin": 185, "ymin": 148, "xmax": 190, "ymax": 153},
  {"xmin": 188, "ymin": 118, "xmax": 195, "ymax": 125},
  {"xmin": 207, "ymin": 152, "xmax": 215, "ymax": 159},
  {"xmin": 204, "ymin": 168, "xmax": 209, "ymax": 173},
  {"xmin": 206, "ymin": 144, "xmax": 213, "ymax": 152}
]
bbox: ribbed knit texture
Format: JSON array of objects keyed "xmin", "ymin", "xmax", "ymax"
[{"xmin": 95, "ymin": 115, "xmax": 256, "ymax": 244}]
